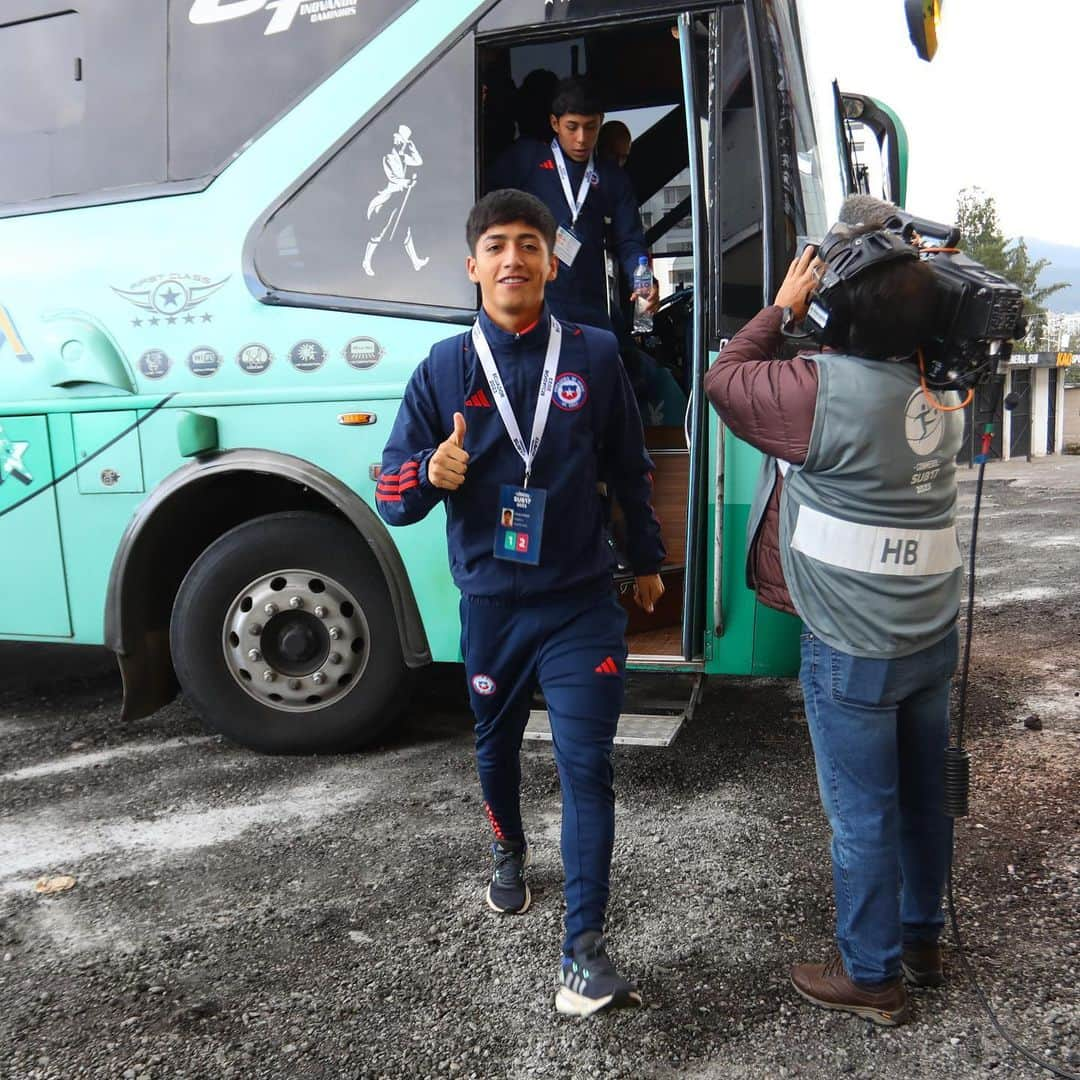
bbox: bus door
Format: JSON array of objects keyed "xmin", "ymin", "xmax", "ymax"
[
  {"xmin": 478, "ymin": 6, "xmax": 717, "ymax": 673},
  {"xmin": 706, "ymin": 0, "xmax": 828, "ymax": 678},
  {"xmin": 478, "ymin": 4, "xmax": 726, "ymax": 743}
]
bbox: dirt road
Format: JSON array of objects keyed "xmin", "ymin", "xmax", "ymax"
[{"xmin": 1, "ymin": 458, "xmax": 1077, "ymax": 1079}]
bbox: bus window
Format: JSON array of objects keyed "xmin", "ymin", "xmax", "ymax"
[
  {"xmin": 0, "ymin": 2, "xmax": 166, "ymax": 206},
  {"xmin": 713, "ymin": 5, "xmax": 765, "ymax": 337},
  {"xmin": 762, "ymin": 0, "xmax": 828, "ymax": 242},
  {"xmin": 252, "ymin": 34, "xmax": 476, "ymax": 315},
  {"xmin": 0, "ymin": 12, "xmax": 84, "ymax": 136},
  {"xmin": 168, "ymin": 0, "xmax": 417, "ymax": 181}
]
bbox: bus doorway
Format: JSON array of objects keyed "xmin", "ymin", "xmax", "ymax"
[{"xmin": 478, "ymin": 11, "xmax": 723, "ymax": 663}]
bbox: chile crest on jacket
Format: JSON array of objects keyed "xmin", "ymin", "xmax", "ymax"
[{"xmin": 553, "ymin": 372, "xmax": 588, "ymax": 411}]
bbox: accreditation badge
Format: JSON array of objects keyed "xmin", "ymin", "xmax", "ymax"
[
  {"xmin": 494, "ymin": 484, "xmax": 546, "ymax": 566},
  {"xmin": 553, "ymin": 225, "xmax": 583, "ymax": 268}
]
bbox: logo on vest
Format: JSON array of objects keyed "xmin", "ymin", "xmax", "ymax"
[
  {"xmin": 904, "ymin": 389, "xmax": 944, "ymax": 455},
  {"xmin": 880, "ymin": 536, "xmax": 921, "ymax": 568}
]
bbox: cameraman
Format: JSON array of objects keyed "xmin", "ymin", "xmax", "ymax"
[{"xmin": 704, "ymin": 214, "xmax": 964, "ymax": 1027}]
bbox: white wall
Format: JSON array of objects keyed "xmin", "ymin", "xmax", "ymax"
[
  {"xmin": 1031, "ymin": 368, "xmax": 1049, "ymax": 457},
  {"xmin": 1064, "ymin": 385, "xmax": 1080, "ymax": 450}
]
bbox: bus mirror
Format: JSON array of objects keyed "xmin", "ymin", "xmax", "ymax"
[
  {"xmin": 837, "ymin": 92, "xmax": 909, "ymax": 208},
  {"xmin": 906, "ymin": 0, "xmax": 941, "ymax": 62}
]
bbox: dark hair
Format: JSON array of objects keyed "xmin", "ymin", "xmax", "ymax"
[
  {"xmin": 550, "ymin": 77, "xmax": 603, "ymax": 119},
  {"xmin": 845, "ymin": 256, "xmax": 939, "ymax": 359},
  {"xmin": 466, "ymin": 189, "xmax": 558, "ymax": 254}
]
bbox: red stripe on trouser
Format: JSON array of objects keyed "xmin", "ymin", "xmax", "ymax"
[{"xmin": 483, "ymin": 801, "xmax": 506, "ymax": 841}]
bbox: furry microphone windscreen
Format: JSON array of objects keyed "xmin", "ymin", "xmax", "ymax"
[{"xmin": 837, "ymin": 194, "xmax": 898, "ymax": 227}]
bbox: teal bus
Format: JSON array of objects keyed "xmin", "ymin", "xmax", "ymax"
[{"xmin": 0, "ymin": 0, "xmax": 932, "ymax": 752}]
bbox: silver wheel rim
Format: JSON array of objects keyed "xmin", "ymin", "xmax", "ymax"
[{"xmin": 222, "ymin": 567, "xmax": 370, "ymax": 713}]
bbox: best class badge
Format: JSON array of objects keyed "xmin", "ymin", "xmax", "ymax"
[
  {"xmin": 138, "ymin": 349, "xmax": 171, "ymax": 379},
  {"xmin": 187, "ymin": 346, "xmax": 221, "ymax": 378},
  {"xmin": 344, "ymin": 337, "xmax": 384, "ymax": 370},
  {"xmin": 290, "ymin": 340, "xmax": 326, "ymax": 372},
  {"xmin": 237, "ymin": 343, "xmax": 272, "ymax": 374}
]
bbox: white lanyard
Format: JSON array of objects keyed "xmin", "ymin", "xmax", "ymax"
[
  {"xmin": 550, "ymin": 139, "xmax": 595, "ymax": 227},
  {"xmin": 471, "ymin": 316, "xmax": 562, "ymax": 488}
]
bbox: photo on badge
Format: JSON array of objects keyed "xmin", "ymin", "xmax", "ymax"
[{"xmin": 494, "ymin": 483, "xmax": 545, "ymax": 566}]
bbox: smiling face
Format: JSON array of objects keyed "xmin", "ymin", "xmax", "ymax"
[
  {"xmin": 467, "ymin": 220, "xmax": 557, "ymax": 331},
  {"xmin": 550, "ymin": 111, "xmax": 602, "ymax": 163}
]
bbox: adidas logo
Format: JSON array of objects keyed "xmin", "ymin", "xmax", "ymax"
[
  {"xmin": 465, "ymin": 389, "xmax": 492, "ymax": 408},
  {"xmin": 539, "ymin": 159, "xmax": 556, "ymax": 170},
  {"xmin": 594, "ymin": 656, "xmax": 619, "ymax": 675}
]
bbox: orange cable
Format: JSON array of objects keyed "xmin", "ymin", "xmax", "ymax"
[{"xmin": 917, "ymin": 348, "xmax": 974, "ymax": 411}]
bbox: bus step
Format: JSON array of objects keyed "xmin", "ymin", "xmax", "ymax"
[
  {"xmin": 525, "ymin": 710, "xmax": 684, "ymax": 747},
  {"xmin": 524, "ymin": 674, "xmax": 704, "ymax": 747}
]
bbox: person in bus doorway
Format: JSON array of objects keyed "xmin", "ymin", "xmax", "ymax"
[
  {"xmin": 596, "ymin": 120, "xmax": 632, "ymax": 169},
  {"xmin": 703, "ymin": 200, "xmax": 963, "ymax": 1027},
  {"xmin": 488, "ymin": 77, "xmax": 658, "ymax": 333},
  {"xmin": 376, "ymin": 189, "xmax": 665, "ymax": 1017}
]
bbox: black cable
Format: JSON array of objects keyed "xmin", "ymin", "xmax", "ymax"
[
  {"xmin": 946, "ymin": 868, "xmax": 1078, "ymax": 1080},
  {"xmin": 954, "ymin": 452, "xmax": 984, "ymax": 749},
  {"xmin": 946, "ymin": 444, "xmax": 1078, "ymax": 1080}
]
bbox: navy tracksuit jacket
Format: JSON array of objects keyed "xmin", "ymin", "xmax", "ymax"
[
  {"xmin": 377, "ymin": 305, "xmax": 664, "ymax": 951},
  {"xmin": 489, "ymin": 138, "xmax": 649, "ymax": 331}
]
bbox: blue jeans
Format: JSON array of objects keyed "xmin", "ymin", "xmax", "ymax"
[{"xmin": 799, "ymin": 627, "xmax": 958, "ymax": 985}]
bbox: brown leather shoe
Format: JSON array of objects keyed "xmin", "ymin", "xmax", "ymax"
[
  {"xmin": 901, "ymin": 943, "xmax": 945, "ymax": 987},
  {"xmin": 791, "ymin": 954, "xmax": 910, "ymax": 1027}
]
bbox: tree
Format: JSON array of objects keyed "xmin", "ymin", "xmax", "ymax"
[
  {"xmin": 955, "ymin": 188, "xmax": 1008, "ymax": 276},
  {"xmin": 1067, "ymin": 332, "xmax": 1080, "ymax": 387},
  {"xmin": 955, "ymin": 188, "xmax": 1068, "ymax": 350}
]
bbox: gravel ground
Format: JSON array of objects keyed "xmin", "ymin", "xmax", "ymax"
[{"xmin": 0, "ymin": 457, "xmax": 1077, "ymax": 1080}]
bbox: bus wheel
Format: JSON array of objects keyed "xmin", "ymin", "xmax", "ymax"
[{"xmin": 170, "ymin": 511, "xmax": 408, "ymax": 753}]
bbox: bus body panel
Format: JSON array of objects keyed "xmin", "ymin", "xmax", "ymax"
[
  {"xmin": 0, "ymin": 0, "xmax": 488, "ymax": 659},
  {"xmin": 0, "ymin": 414, "xmax": 72, "ymax": 637}
]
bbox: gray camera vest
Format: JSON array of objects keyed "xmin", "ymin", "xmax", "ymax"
[{"xmin": 748, "ymin": 352, "xmax": 964, "ymax": 658}]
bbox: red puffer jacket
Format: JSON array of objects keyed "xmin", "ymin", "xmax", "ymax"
[{"xmin": 703, "ymin": 305, "xmax": 820, "ymax": 616}]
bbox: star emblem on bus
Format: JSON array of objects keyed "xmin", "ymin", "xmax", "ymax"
[
  {"xmin": 0, "ymin": 427, "xmax": 32, "ymax": 486},
  {"xmin": 111, "ymin": 273, "xmax": 230, "ymax": 325}
]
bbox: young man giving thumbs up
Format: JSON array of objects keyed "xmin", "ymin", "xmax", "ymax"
[{"xmin": 376, "ymin": 189, "xmax": 665, "ymax": 1016}]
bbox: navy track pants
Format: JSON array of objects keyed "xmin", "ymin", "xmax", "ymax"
[{"xmin": 461, "ymin": 584, "xmax": 628, "ymax": 954}]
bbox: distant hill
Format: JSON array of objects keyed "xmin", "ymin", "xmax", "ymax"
[{"xmin": 1024, "ymin": 239, "xmax": 1080, "ymax": 313}]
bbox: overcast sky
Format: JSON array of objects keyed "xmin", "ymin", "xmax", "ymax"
[{"xmin": 799, "ymin": 0, "xmax": 1075, "ymax": 247}]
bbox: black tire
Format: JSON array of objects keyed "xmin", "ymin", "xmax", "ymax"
[{"xmin": 170, "ymin": 511, "xmax": 407, "ymax": 753}]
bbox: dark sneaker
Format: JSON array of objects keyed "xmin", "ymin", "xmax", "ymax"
[
  {"xmin": 555, "ymin": 931, "xmax": 643, "ymax": 1017},
  {"xmin": 791, "ymin": 954, "xmax": 910, "ymax": 1027},
  {"xmin": 902, "ymin": 942, "xmax": 945, "ymax": 987},
  {"xmin": 485, "ymin": 839, "xmax": 531, "ymax": 915}
]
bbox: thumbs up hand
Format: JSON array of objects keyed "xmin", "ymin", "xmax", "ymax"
[{"xmin": 428, "ymin": 412, "xmax": 470, "ymax": 490}]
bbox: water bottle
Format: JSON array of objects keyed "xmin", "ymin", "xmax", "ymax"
[{"xmin": 632, "ymin": 256, "xmax": 653, "ymax": 334}]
